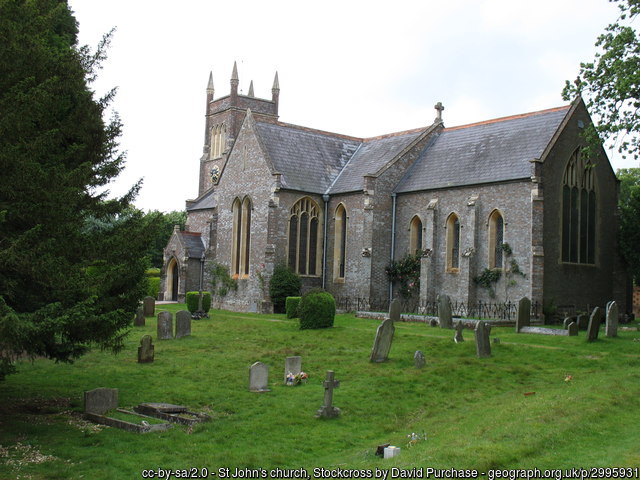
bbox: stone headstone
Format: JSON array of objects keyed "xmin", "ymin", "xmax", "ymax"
[
  {"xmin": 516, "ymin": 297, "xmax": 531, "ymax": 332},
  {"xmin": 414, "ymin": 350, "xmax": 425, "ymax": 368},
  {"xmin": 567, "ymin": 322, "xmax": 578, "ymax": 336},
  {"xmin": 370, "ymin": 318, "xmax": 395, "ymax": 363},
  {"xmin": 384, "ymin": 446, "xmax": 401, "ymax": 458},
  {"xmin": 576, "ymin": 314, "xmax": 589, "ymax": 330},
  {"xmin": 605, "ymin": 301, "xmax": 619, "ymax": 338},
  {"xmin": 134, "ymin": 307, "xmax": 145, "ymax": 327},
  {"xmin": 454, "ymin": 322, "xmax": 464, "ymax": 343},
  {"xmin": 249, "ymin": 362, "xmax": 270, "ymax": 392},
  {"xmin": 84, "ymin": 387, "xmax": 118, "ymax": 415},
  {"xmin": 437, "ymin": 294, "xmax": 453, "ymax": 329},
  {"xmin": 520, "ymin": 326, "xmax": 570, "ymax": 336},
  {"xmin": 475, "ymin": 321, "xmax": 491, "ymax": 358},
  {"xmin": 138, "ymin": 335, "xmax": 154, "ymax": 363},
  {"xmin": 389, "ymin": 298, "xmax": 402, "ymax": 323},
  {"xmin": 586, "ymin": 307, "xmax": 603, "ymax": 342},
  {"xmin": 493, "ymin": 337, "xmax": 501, "ymax": 344},
  {"xmin": 563, "ymin": 317, "xmax": 575, "ymax": 329},
  {"xmin": 429, "ymin": 319, "xmax": 438, "ymax": 327},
  {"xmin": 315, "ymin": 370, "xmax": 340, "ymax": 418},
  {"xmin": 143, "ymin": 296, "xmax": 155, "ymax": 317},
  {"xmin": 175, "ymin": 310, "xmax": 191, "ymax": 339},
  {"xmin": 284, "ymin": 356, "xmax": 302, "ymax": 384},
  {"xmin": 157, "ymin": 311, "xmax": 174, "ymax": 340}
]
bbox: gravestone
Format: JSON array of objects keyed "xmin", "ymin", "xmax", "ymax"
[
  {"xmin": 437, "ymin": 294, "xmax": 453, "ymax": 329},
  {"xmin": 249, "ymin": 362, "xmax": 270, "ymax": 392},
  {"xmin": 157, "ymin": 312, "xmax": 174, "ymax": 340},
  {"xmin": 315, "ymin": 370, "xmax": 340, "ymax": 418},
  {"xmin": 586, "ymin": 307, "xmax": 603, "ymax": 342},
  {"xmin": 143, "ymin": 296, "xmax": 155, "ymax": 317},
  {"xmin": 137, "ymin": 335, "xmax": 154, "ymax": 363},
  {"xmin": 454, "ymin": 322, "xmax": 464, "ymax": 343},
  {"xmin": 414, "ymin": 350, "xmax": 425, "ymax": 368},
  {"xmin": 284, "ymin": 356, "xmax": 302, "ymax": 384},
  {"xmin": 84, "ymin": 387, "xmax": 118, "ymax": 415},
  {"xmin": 563, "ymin": 317, "xmax": 575, "ymax": 329},
  {"xmin": 605, "ymin": 301, "xmax": 619, "ymax": 338},
  {"xmin": 134, "ymin": 307, "xmax": 145, "ymax": 327},
  {"xmin": 576, "ymin": 314, "xmax": 589, "ymax": 330},
  {"xmin": 389, "ymin": 298, "xmax": 402, "ymax": 322},
  {"xmin": 520, "ymin": 326, "xmax": 569, "ymax": 336},
  {"xmin": 369, "ymin": 318, "xmax": 395, "ymax": 362},
  {"xmin": 567, "ymin": 322, "xmax": 578, "ymax": 336},
  {"xmin": 515, "ymin": 297, "xmax": 531, "ymax": 332},
  {"xmin": 475, "ymin": 321, "xmax": 491, "ymax": 358},
  {"xmin": 175, "ymin": 310, "xmax": 191, "ymax": 339}
]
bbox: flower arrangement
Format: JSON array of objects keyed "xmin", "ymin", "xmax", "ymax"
[
  {"xmin": 406, "ymin": 431, "xmax": 427, "ymax": 448},
  {"xmin": 285, "ymin": 371, "xmax": 309, "ymax": 386}
]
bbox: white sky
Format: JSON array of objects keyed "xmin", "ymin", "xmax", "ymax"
[{"xmin": 68, "ymin": 0, "xmax": 637, "ymax": 213}]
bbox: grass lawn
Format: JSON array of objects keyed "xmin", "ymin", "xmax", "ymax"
[{"xmin": 1, "ymin": 304, "xmax": 639, "ymax": 479}]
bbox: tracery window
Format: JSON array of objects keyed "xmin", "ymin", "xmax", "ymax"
[
  {"xmin": 446, "ymin": 213, "xmax": 460, "ymax": 272},
  {"xmin": 561, "ymin": 149, "xmax": 596, "ymax": 264},
  {"xmin": 409, "ymin": 216, "xmax": 423, "ymax": 255},
  {"xmin": 333, "ymin": 204, "xmax": 347, "ymax": 280},
  {"xmin": 231, "ymin": 197, "xmax": 252, "ymax": 277},
  {"xmin": 488, "ymin": 210, "xmax": 504, "ymax": 269},
  {"xmin": 288, "ymin": 197, "xmax": 321, "ymax": 276},
  {"xmin": 211, "ymin": 124, "xmax": 227, "ymax": 159}
]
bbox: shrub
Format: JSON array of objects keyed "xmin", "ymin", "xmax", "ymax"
[
  {"xmin": 298, "ymin": 289, "xmax": 336, "ymax": 330},
  {"xmin": 286, "ymin": 297, "xmax": 301, "ymax": 319},
  {"xmin": 147, "ymin": 277, "xmax": 160, "ymax": 299},
  {"xmin": 186, "ymin": 291, "xmax": 212, "ymax": 313},
  {"xmin": 146, "ymin": 268, "xmax": 161, "ymax": 278},
  {"xmin": 210, "ymin": 262, "xmax": 238, "ymax": 297},
  {"xmin": 269, "ymin": 264, "xmax": 301, "ymax": 313}
]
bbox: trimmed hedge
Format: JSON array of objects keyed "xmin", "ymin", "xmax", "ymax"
[
  {"xmin": 186, "ymin": 291, "xmax": 212, "ymax": 313},
  {"xmin": 285, "ymin": 297, "xmax": 301, "ymax": 319},
  {"xmin": 269, "ymin": 264, "xmax": 301, "ymax": 313},
  {"xmin": 298, "ymin": 289, "xmax": 336, "ymax": 330}
]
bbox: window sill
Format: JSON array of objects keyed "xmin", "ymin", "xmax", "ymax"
[
  {"xmin": 333, "ymin": 277, "xmax": 345, "ymax": 284},
  {"xmin": 446, "ymin": 268, "xmax": 460, "ymax": 274}
]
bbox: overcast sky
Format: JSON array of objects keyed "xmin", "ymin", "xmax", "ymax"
[{"xmin": 68, "ymin": 0, "xmax": 636, "ymax": 213}]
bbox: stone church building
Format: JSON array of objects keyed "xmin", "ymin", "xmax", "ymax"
[{"xmin": 160, "ymin": 63, "xmax": 629, "ymax": 316}]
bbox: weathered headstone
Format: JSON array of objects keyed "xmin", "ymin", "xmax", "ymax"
[
  {"xmin": 586, "ymin": 307, "xmax": 603, "ymax": 342},
  {"xmin": 249, "ymin": 362, "xmax": 270, "ymax": 392},
  {"xmin": 143, "ymin": 296, "xmax": 155, "ymax": 317},
  {"xmin": 389, "ymin": 298, "xmax": 402, "ymax": 323},
  {"xmin": 284, "ymin": 356, "xmax": 302, "ymax": 384},
  {"xmin": 414, "ymin": 350, "xmax": 425, "ymax": 368},
  {"xmin": 175, "ymin": 310, "xmax": 192, "ymax": 339},
  {"xmin": 84, "ymin": 387, "xmax": 118, "ymax": 415},
  {"xmin": 315, "ymin": 370, "xmax": 340, "ymax": 418},
  {"xmin": 384, "ymin": 446, "xmax": 401, "ymax": 458},
  {"xmin": 605, "ymin": 301, "xmax": 619, "ymax": 338},
  {"xmin": 563, "ymin": 317, "xmax": 575, "ymax": 329},
  {"xmin": 493, "ymin": 337, "xmax": 501, "ymax": 344},
  {"xmin": 515, "ymin": 297, "xmax": 531, "ymax": 332},
  {"xmin": 134, "ymin": 307, "xmax": 145, "ymax": 327},
  {"xmin": 567, "ymin": 321, "xmax": 578, "ymax": 336},
  {"xmin": 369, "ymin": 318, "xmax": 395, "ymax": 362},
  {"xmin": 137, "ymin": 335, "xmax": 154, "ymax": 363},
  {"xmin": 576, "ymin": 314, "xmax": 589, "ymax": 330},
  {"xmin": 157, "ymin": 311, "xmax": 174, "ymax": 340},
  {"xmin": 454, "ymin": 322, "xmax": 465, "ymax": 343},
  {"xmin": 475, "ymin": 321, "xmax": 491, "ymax": 358},
  {"xmin": 437, "ymin": 294, "xmax": 453, "ymax": 329}
]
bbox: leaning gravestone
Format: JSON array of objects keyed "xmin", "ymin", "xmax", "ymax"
[
  {"xmin": 516, "ymin": 297, "xmax": 531, "ymax": 332},
  {"xmin": 249, "ymin": 362, "xmax": 270, "ymax": 392},
  {"xmin": 475, "ymin": 321, "xmax": 491, "ymax": 358},
  {"xmin": 175, "ymin": 310, "xmax": 192, "ymax": 339},
  {"xmin": 284, "ymin": 356, "xmax": 302, "ymax": 384},
  {"xmin": 370, "ymin": 318, "xmax": 395, "ymax": 363},
  {"xmin": 143, "ymin": 296, "xmax": 155, "ymax": 317},
  {"xmin": 567, "ymin": 321, "xmax": 578, "ymax": 336},
  {"xmin": 586, "ymin": 307, "xmax": 603, "ymax": 342},
  {"xmin": 454, "ymin": 322, "xmax": 465, "ymax": 343},
  {"xmin": 134, "ymin": 307, "xmax": 145, "ymax": 327},
  {"xmin": 84, "ymin": 388, "xmax": 118, "ymax": 415},
  {"xmin": 389, "ymin": 298, "xmax": 402, "ymax": 323},
  {"xmin": 438, "ymin": 294, "xmax": 453, "ymax": 329},
  {"xmin": 138, "ymin": 335, "xmax": 154, "ymax": 363},
  {"xmin": 605, "ymin": 301, "xmax": 619, "ymax": 338},
  {"xmin": 157, "ymin": 312, "xmax": 174, "ymax": 340},
  {"xmin": 576, "ymin": 314, "xmax": 589, "ymax": 330},
  {"xmin": 414, "ymin": 350, "xmax": 426, "ymax": 368}
]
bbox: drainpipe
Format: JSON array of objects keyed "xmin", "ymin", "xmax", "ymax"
[
  {"xmin": 322, "ymin": 194, "xmax": 330, "ymax": 290},
  {"xmin": 390, "ymin": 192, "xmax": 397, "ymax": 302}
]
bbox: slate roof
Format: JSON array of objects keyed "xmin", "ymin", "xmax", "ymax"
[
  {"xmin": 180, "ymin": 232, "xmax": 205, "ymax": 259},
  {"xmin": 186, "ymin": 189, "xmax": 216, "ymax": 211},
  {"xmin": 394, "ymin": 106, "xmax": 570, "ymax": 193},
  {"xmin": 255, "ymin": 122, "xmax": 361, "ymax": 194}
]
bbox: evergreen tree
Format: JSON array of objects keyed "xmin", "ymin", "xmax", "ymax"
[{"xmin": 0, "ymin": 0, "xmax": 152, "ymax": 379}]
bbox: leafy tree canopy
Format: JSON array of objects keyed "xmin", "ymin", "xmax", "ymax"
[
  {"xmin": 143, "ymin": 210, "xmax": 187, "ymax": 268},
  {"xmin": 617, "ymin": 168, "xmax": 640, "ymax": 283},
  {"xmin": 0, "ymin": 0, "xmax": 154, "ymax": 379},
  {"xmin": 563, "ymin": 0, "xmax": 640, "ymax": 160}
]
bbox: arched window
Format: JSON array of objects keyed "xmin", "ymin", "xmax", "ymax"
[
  {"xmin": 211, "ymin": 124, "xmax": 227, "ymax": 159},
  {"xmin": 333, "ymin": 204, "xmax": 347, "ymax": 280},
  {"xmin": 288, "ymin": 197, "xmax": 322, "ymax": 276},
  {"xmin": 488, "ymin": 210, "xmax": 504, "ymax": 269},
  {"xmin": 409, "ymin": 216, "xmax": 423, "ymax": 255},
  {"xmin": 561, "ymin": 149, "xmax": 596, "ymax": 264},
  {"xmin": 446, "ymin": 213, "xmax": 460, "ymax": 272},
  {"xmin": 231, "ymin": 197, "xmax": 252, "ymax": 277}
]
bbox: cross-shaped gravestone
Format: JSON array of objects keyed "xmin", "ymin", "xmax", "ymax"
[
  {"xmin": 138, "ymin": 335, "xmax": 154, "ymax": 363},
  {"xmin": 434, "ymin": 101, "xmax": 445, "ymax": 121},
  {"xmin": 316, "ymin": 370, "xmax": 341, "ymax": 418}
]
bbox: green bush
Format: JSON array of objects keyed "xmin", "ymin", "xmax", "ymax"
[
  {"xmin": 186, "ymin": 291, "xmax": 212, "ymax": 313},
  {"xmin": 147, "ymin": 277, "xmax": 160, "ymax": 299},
  {"xmin": 202, "ymin": 292, "xmax": 211, "ymax": 313},
  {"xmin": 269, "ymin": 264, "xmax": 301, "ymax": 313},
  {"xmin": 286, "ymin": 297, "xmax": 301, "ymax": 319},
  {"xmin": 146, "ymin": 268, "xmax": 161, "ymax": 278},
  {"xmin": 298, "ymin": 289, "xmax": 336, "ymax": 330}
]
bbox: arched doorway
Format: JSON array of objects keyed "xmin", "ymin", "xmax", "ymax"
[{"xmin": 166, "ymin": 257, "xmax": 179, "ymax": 301}]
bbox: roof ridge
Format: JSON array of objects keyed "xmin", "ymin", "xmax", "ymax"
[
  {"xmin": 363, "ymin": 126, "xmax": 429, "ymax": 142},
  {"xmin": 444, "ymin": 105, "xmax": 570, "ymax": 132},
  {"xmin": 264, "ymin": 120, "xmax": 363, "ymax": 142},
  {"xmin": 181, "ymin": 231, "xmax": 202, "ymax": 237}
]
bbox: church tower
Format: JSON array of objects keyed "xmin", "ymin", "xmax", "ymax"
[{"xmin": 198, "ymin": 63, "xmax": 280, "ymax": 195}]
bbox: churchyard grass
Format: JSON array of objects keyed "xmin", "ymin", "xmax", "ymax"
[{"xmin": 1, "ymin": 304, "xmax": 640, "ymax": 478}]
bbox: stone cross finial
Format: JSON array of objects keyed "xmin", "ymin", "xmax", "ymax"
[
  {"xmin": 434, "ymin": 102, "xmax": 445, "ymax": 122},
  {"xmin": 316, "ymin": 370, "xmax": 341, "ymax": 418}
]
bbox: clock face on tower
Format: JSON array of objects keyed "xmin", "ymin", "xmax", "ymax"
[{"xmin": 209, "ymin": 164, "xmax": 220, "ymax": 183}]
